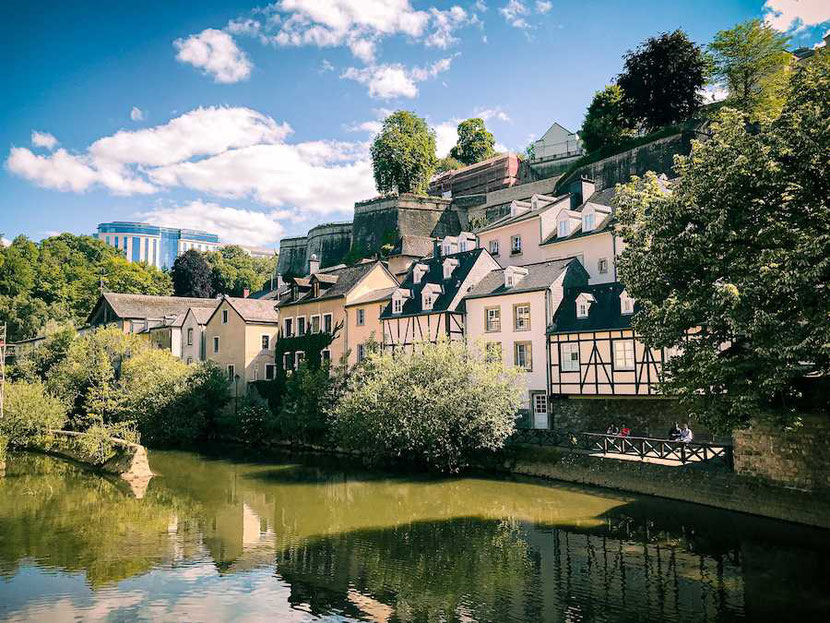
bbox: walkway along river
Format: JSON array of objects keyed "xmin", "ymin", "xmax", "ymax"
[{"xmin": 1, "ymin": 446, "xmax": 829, "ymax": 622}]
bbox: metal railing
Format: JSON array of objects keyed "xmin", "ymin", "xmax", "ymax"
[{"xmin": 510, "ymin": 429, "xmax": 732, "ymax": 467}]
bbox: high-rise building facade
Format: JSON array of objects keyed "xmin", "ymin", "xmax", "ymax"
[{"xmin": 95, "ymin": 222, "xmax": 221, "ymax": 270}]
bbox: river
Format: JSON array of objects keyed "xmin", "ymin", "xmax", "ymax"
[{"xmin": 0, "ymin": 447, "xmax": 829, "ymax": 622}]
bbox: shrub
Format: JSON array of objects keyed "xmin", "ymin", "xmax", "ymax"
[
  {"xmin": 0, "ymin": 435, "xmax": 7, "ymax": 464},
  {"xmin": 331, "ymin": 340, "xmax": 525, "ymax": 473},
  {"xmin": 0, "ymin": 380, "xmax": 67, "ymax": 447},
  {"xmin": 271, "ymin": 364, "xmax": 339, "ymax": 445}
]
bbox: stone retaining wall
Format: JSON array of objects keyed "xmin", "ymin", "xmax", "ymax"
[{"xmin": 41, "ymin": 431, "xmax": 153, "ymax": 482}]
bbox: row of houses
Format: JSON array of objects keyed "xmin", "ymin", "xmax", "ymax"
[{"xmin": 82, "ymin": 176, "xmax": 666, "ymax": 430}]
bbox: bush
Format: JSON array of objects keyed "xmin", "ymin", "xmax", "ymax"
[
  {"xmin": 270, "ymin": 364, "xmax": 339, "ymax": 445},
  {"xmin": 331, "ymin": 340, "xmax": 525, "ymax": 473},
  {"xmin": 0, "ymin": 380, "xmax": 67, "ymax": 447},
  {"xmin": 0, "ymin": 435, "xmax": 7, "ymax": 464}
]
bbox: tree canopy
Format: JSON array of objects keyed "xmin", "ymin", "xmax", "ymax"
[
  {"xmin": 449, "ymin": 118, "xmax": 496, "ymax": 165},
  {"xmin": 580, "ymin": 85, "xmax": 636, "ymax": 153},
  {"xmin": 709, "ymin": 19, "xmax": 792, "ymax": 121},
  {"xmin": 204, "ymin": 244, "xmax": 277, "ymax": 297},
  {"xmin": 615, "ymin": 53, "xmax": 830, "ymax": 431},
  {"xmin": 617, "ymin": 29, "xmax": 707, "ymax": 131},
  {"xmin": 370, "ymin": 110, "xmax": 437, "ymax": 195},
  {"xmin": 171, "ymin": 249, "xmax": 214, "ymax": 298},
  {"xmin": 0, "ymin": 233, "xmax": 171, "ymax": 341}
]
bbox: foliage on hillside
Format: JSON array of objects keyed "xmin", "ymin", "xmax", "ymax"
[
  {"xmin": 0, "ymin": 233, "xmax": 171, "ymax": 341},
  {"xmin": 616, "ymin": 53, "xmax": 830, "ymax": 431},
  {"xmin": 371, "ymin": 111, "xmax": 437, "ymax": 195},
  {"xmin": 450, "ymin": 118, "xmax": 496, "ymax": 165}
]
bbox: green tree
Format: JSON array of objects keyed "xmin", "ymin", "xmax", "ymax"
[
  {"xmin": 332, "ymin": 340, "xmax": 524, "ymax": 472},
  {"xmin": 617, "ymin": 29, "xmax": 708, "ymax": 130},
  {"xmin": 0, "ymin": 380, "xmax": 67, "ymax": 447},
  {"xmin": 449, "ymin": 118, "xmax": 496, "ymax": 165},
  {"xmin": 171, "ymin": 249, "xmax": 214, "ymax": 297},
  {"xmin": 370, "ymin": 111, "xmax": 437, "ymax": 195},
  {"xmin": 435, "ymin": 155, "xmax": 465, "ymax": 174},
  {"xmin": 580, "ymin": 85, "xmax": 636, "ymax": 153},
  {"xmin": 205, "ymin": 245, "xmax": 276, "ymax": 296},
  {"xmin": 709, "ymin": 19, "xmax": 792, "ymax": 121},
  {"xmin": 615, "ymin": 54, "xmax": 830, "ymax": 431}
]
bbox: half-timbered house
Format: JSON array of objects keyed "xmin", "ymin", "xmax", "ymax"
[
  {"xmin": 464, "ymin": 258, "xmax": 589, "ymax": 428},
  {"xmin": 380, "ymin": 245, "xmax": 500, "ymax": 353},
  {"xmin": 548, "ymin": 282, "xmax": 673, "ymax": 396}
]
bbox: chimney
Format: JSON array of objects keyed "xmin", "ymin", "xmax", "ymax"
[
  {"xmin": 308, "ymin": 253, "xmax": 320, "ymax": 275},
  {"xmin": 243, "ymin": 288, "xmax": 250, "ymax": 298}
]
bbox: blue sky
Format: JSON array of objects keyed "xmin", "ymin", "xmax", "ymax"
[{"xmin": 2, "ymin": 0, "xmax": 828, "ymax": 248}]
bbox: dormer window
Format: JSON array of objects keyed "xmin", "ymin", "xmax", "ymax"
[
  {"xmin": 506, "ymin": 275, "xmax": 514, "ymax": 287},
  {"xmin": 557, "ymin": 218, "xmax": 570, "ymax": 238},
  {"xmin": 504, "ymin": 266, "xmax": 528, "ymax": 288},
  {"xmin": 423, "ymin": 292, "xmax": 435, "ymax": 310},
  {"xmin": 620, "ymin": 289, "xmax": 635, "ymax": 315},
  {"xmin": 582, "ymin": 212, "xmax": 595, "ymax": 232},
  {"xmin": 413, "ymin": 263, "xmax": 428, "ymax": 284},
  {"xmin": 459, "ymin": 240, "xmax": 467, "ymax": 252},
  {"xmin": 443, "ymin": 258, "xmax": 459, "ymax": 279},
  {"xmin": 393, "ymin": 298, "xmax": 403, "ymax": 314},
  {"xmin": 575, "ymin": 293, "xmax": 596, "ymax": 319}
]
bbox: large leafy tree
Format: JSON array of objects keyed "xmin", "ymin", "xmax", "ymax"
[
  {"xmin": 0, "ymin": 234, "xmax": 171, "ymax": 340},
  {"xmin": 171, "ymin": 249, "xmax": 214, "ymax": 298},
  {"xmin": 449, "ymin": 118, "xmax": 496, "ymax": 165},
  {"xmin": 617, "ymin": 29, "xmax": 707, "ymax": 131},
  {"xmin": 204, "ymin": 245, "xmax": 276, "ymax": 296},
  {"xmin": 615, "ymin": 53, "xmax": 830, "ymax": 431},
  {"xmin": 370, "ymin": 110, "xmax": 436, "ymax": 195},
  {"xmin": 580, "ymin": 85, "xmax": 636, "ymax": 153},
  {"xmin": 709, "ymin": 19, "xmax": 792, "ymax": 122}
]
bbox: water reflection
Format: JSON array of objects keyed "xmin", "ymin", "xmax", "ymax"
[{"xmin": 0, "ymin": 449, "xmax": 829, "ymax": 622}]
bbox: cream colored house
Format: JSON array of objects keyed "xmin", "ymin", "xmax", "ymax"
[
  {"xmin": 464, "ymin": 258, "xmax": 589, "ymax": 428},
  {"xmin": 475, "ymin": 181, "xmax": 620, "ymax": 284},
  {"xmin": 204, "ymin": 297, "xmax": 280, "ymax": 396},
  {"xmin": 277, "ymin": 260, "xmax": 398, "ymax": 369},
  {"xmin": 180, "ymin": 306, "xmax": 216, "ymax": 364},
  {"xmin": 87, "ymin": 292, "xmax": 218, "ymax": 334}
]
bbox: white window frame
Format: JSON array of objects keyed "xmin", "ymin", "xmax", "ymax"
[
  {"xmin": 284, "ymin": 317, "xmax": 293, "ymax": 337},
  {"xmin": 514, "ymin": 341, "xmax": 532, "ymax": 372},
  {"xmin": 561, "ymin": 342, "xmax": 580, "ymax": 372},
  {"xmin": 310, "ymin": 314, "xmax": 321, "ymax": 334},
  {"xmin": 356, "ymin": 309, "xmax": 365, "ymax": 326},
  {"xmin": 392, "ymin": 297, "xmax": 403, "ymax": 314},
  {"xmin": 323, "ymin": 313, "xmax": 333, "ymax": 333},
  {"xmin": 265, "ymin": 364, "xmax": 276, "ymax": 380},
  {"xmin": 621, "ymin": 292, "xmax": 635, "ymax": 315},
  {"xmin": 321, "ymin": 349, "xmax": 331, "ymax": 364},
  {"xmin": 582, "ymin": 212, "xmax": 595, "ymax": 232},
  {"xmin": 283, "ymin": 352, "xmax": 293, "ymax": 370},
  {"xmin": 422, "ymin": 292, "xmax": 435, "ymax": 311},
  {"xmin": 213, "ymin": 336, "xmax": 220, "ymax": 354},
  {"xmin": 261, "ymin": 334, "xmax": 270, "ymax": 350},
  {"xmin": 558, "ymin": 219, "xmax": 569, "ymax": 238},
  {"xmin": 514, "ymin": 303, "xmax": 531, "ymax": 331},
  {"xmin": 485, "ymin": 307, "xmax": 501, "ymax": 332},
  {"xmin": 489, "ymin": 239, "xmax": 499, "ymax": 256},
  {"xmin": 297, "ymin": 316, "xmax": 306, "ymax": 335},
  {"xmin": 294, "ymin": 351, "xmax": 305, "ymax": 368},
  {"xmin": 187, "ymin": 327, "xmax": 193, "ymax": 346},
  {"xmin": 511, "ymin": 235, "xmax": 522, "ymax": 255},
  {"xmin": 533, "ymin": 393, "xmax": 548, "ymax": 415},
  {"xmin": 613, "ymin": 339, "xmax": 636, "ymax": 371}
]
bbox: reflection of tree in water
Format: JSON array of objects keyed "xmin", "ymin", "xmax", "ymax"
[{"xmin": 0, "ymin": 453, "xmax": 202, "ymax": 588}]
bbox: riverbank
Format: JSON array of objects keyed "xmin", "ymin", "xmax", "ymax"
[{"xmin": 503, "ymin": 444, "xmax": 830, "ymax": 530}]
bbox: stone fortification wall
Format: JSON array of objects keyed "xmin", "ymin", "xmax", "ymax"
[
  {"xmin": 307, "ymin": 222, "xmax": 352, "ymax": 268},
  {"xmin": 276, "ymin": 236, "xmax": 308, "ymax": 276}
]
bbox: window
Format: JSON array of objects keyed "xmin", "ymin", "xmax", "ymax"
[
  {"xmin": 598, "ymin": 258, "xmax": 609, "ymax": 274},
  {"xmin": 297, "ymin": 317, "xmax": 306, "ymax": 335},
  {"xmin": 514, "ymin": 304, "xmax": 531, "ymax": 331},
  {"xmin": 284, "ymin": 318, "xmax": 293, "ymax": 337},
  {"xmin": 114, "ymin": 236, "xmax": 119, "ymax": 249},
  {"xmin": 485, "ymin": 307, "xmax": 501, "ymax": 332},
  {"xmin": 621, "ymin": 291, "xmax": 635, "ymax": 315},
  {"xmin": 213, "ymin": 336, "xmax": 220, "ymax": 354},
  {"xmin": 423, "ymin": 292, "xmax": 435, "ymax": 310},
  {"xmin": 489, "ymin": 240, "xmax": 500, "ymax": 256},
  {"xmin": 356, "ymin": 344, "xmax": 366, "ymax": 362},
  {"xmin": 186, "ymin": 357, "xmax": 193, "ymax": 365},
  {"xmin": 106, "ymin": 236, "xmax": 111, "ymax": 245},
  {"xmin": 295, "ymin": 351, "xmax": 305, "ymax": 368},
  {"xmin": 261, "ymin": 334, "xmax": 270, "ymax": 350},
  {"xmin": 321, "ymin": 349, "xmax": 331, "ymax": 364},
  {"xmin": 533, "ymin": 393, "xmax": 547, "ymax": 414},
  {"xmin": 514, "ymin": 342, "xmax": 532, "ymax": 371},
  {"xmin": 459, "ymin": 240, "xmax": 467, "ymax": 252},
  {"xmin": 583, "ymin": 212, "xmax": 595, "ymax": 232},
  {"xmin": 226, "ymin": 365, "xmax": 235, "ymax": 381},
  {"xmin": 222, "ymin": 309, "xmax": 229, "ymax": 324},
  {"xmin": 506, "ymin": 274, "xmax": 514, "ymax": 287},
  {"xmin": 511, "ymin": 235, "xmax": 522, "ymax": 255},
  {"xmin": 356, "ymin": 309, "xmax": 365, "ymax": 326},
  {"xmin": 265, "ymin": 364, "xmax": 276, "ymax": 380},
  {"xmin": 152, "ymin": 239, "xmax": 157, "ymax": 266},
  {"xmin": 311, "ymin": 315, "xmax": 320, "ymax": 333},
  {"xmin": 561, "ymin": 343, "xmax": 580, "ymax": 371},
  {"xmin": 393, "ymin": 298, "xmax": 403, "ymax": 314},
  {"xmin": 613, "ymin": 340, "xmax": 635, "ymax": 371},
  {"xmin": 558, "ymin": 219, "xmax": 569, "ymax": 238},
  {"xmin": 323, "ymin": 313, "xmax": 333, "ymax": 333},
  {"xmin": 485, "ymin": 342, "xmax": 502, "ymax": 363},
  {"xmin": 187, "ymin": 327, "xmax": 193, "ymax": 346},
  {"xmin": 283, "ymin": 352, "xmax": 293, "ymax": 370}
]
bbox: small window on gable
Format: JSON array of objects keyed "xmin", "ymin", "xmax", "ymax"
[
  {"xmin": 583, "ymin": 212, "xmax": 595, "ymax": 232},
  {"xmin": 506, "ymin": 274, "xmax": 514, "ymax": 287},
  {"xmin": 393, "ymin": 297, "xmax": 403, "ymax": 314},
  {"xmin": 222, "ymin": 309, "xmax": 229, "ymax": 324},
  {"xmin": 423, "ymin": 292, "xmax": 435, "ymax": 310},
  {"xmin": 413, "ymin": 264, "xmax": 428, "ymax": 284},
  {"xmin": 575, "ymin": 293, "xmax": 595, "ymax": 319},
  {"xmin": 443, "ymin": 258, "xmax": 458, "ymax": 279}
]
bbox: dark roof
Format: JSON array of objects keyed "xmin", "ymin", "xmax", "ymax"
[
  {"xmin": 88, "ymin": 292, "xmax": 218, "ymax": 323},
  {"xmin": 475, "ymin": 195, "xmax": 568, "ymax": 233},
  {"xmin": 345, "ymin": 285, "xmax": 398, "ymax": 307},
  {"xmin": 380, "ymin": 248, "xmax": 487, "ymax": 318},
  {"xmin": 464, "ymin": 258, "xmax": 588, "ymax": 300},
  {"xmin": 390, "ymin": 235, "xmax": 436, "ymax": 258},
  {"xmin": 548, "ymin": 282, "xmax": 637, "ymax": 334},
  {"xmin": 277, "ymin": 261, "xmax": 386, "ymax": 308},
  {"xmin": 540, "ymin": 187, "xmax": 618, "ymax": 246},
  {"xmin": 586, "ymin": 187, "xmax": 617, "ymax": 207}
]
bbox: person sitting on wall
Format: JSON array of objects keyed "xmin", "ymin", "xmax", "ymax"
[
  {"xmin": 668, "ymin": 422, "xmax": 681, "ymax": 440},
  {"xmin": 679, "ymin": 424, "xmax": 693, "ymax": 443},
  {"xmin": 620, "ymin": 426, "xmax": 631, "ymax": 437},
  {"xmin": 606, "ymin": 423, "xmax": 619, "ymax": 436}
]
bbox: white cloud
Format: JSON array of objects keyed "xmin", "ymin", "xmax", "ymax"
[
  {"xmin": 535, "ymin": 1, "xmax": 552, "ymax": 14},
  {"xmin": 130, "ymin": 106, "xmax": 145, "ymax": 121},
  {"xmin": 475, "ymin": 106, "xmax": 511, "ymax": 122},
  {"xmin": 763, "ymin": 0, "xmax": 830, "ymax": 33},
  {"xmin": 425, "ymin": 6, "xmax": 471, "ymax": 49},
  {"xmin": 136, "ymin": 201, "xmax": 289, "ymax": 246},
  {"xmin": 227, "ymin": 17, "xmax": 263, "ymax": 36},
  {"xmin": 174, "ymin": 29, "xmax": 252, "ymax": 83},
  {"xmin": 345, "ymin": 120, "xmax": 384, "ymax": 134},
  {"xmin": 6, "ymin": 107, "xmax": 375, "ymax": 217},
  {"xmin": 31, "ymin": 131, "xmax": 58, "ymax": 150},
  {"xmin": 434, "ymin": 121, "xmax": 459, "ymax": 158},
  {"xmin": 700, "ymin": 84, "xmax": 729, "ymax": 103},
  {"xmin": 319, "ymin": 59, "xmax": 335, "ymax": 72},
  {"xmin": 500, "ymin": 0, "xmax": 530, "ymax": 29},
  {"xmin": 341, "ymin": 56, "xmax": 455, "ymax": 99},
  {"xmin": 475, "ymin": 1, "xmax": 488, "ymax": 11}
]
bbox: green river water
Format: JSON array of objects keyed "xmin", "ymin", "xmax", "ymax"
[{"xmin": 0, "ymin": 447, "xmax": 829, "ymax": 622}]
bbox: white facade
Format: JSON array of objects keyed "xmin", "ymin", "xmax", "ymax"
[{"xmin": 532, "ymin": 123, "xmax": 583, "ymax": 161}]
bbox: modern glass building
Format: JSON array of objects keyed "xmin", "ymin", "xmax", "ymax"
[{"xmin": 95, "ymin": 222, "xmax": 221, "ymax": 270}]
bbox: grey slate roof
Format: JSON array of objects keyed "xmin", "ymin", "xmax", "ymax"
[
  {"xmin": 90, "ymin": 292, "xmax": 218, "ymax": 323},
  {"xmin": 475, "ymin": 195, "xmax": 569, "ymax": 234},
  {"xmin": 345, "ymin": 285, "xmax": 398, "ymax": 307},
  {"xmin": 380, "ymin": 248, "xmax": 486, "ymax": 319},
  {"xmin": 540, "ymin": 187, "xmax": 618, "ymax": 246},
  {"xmin": 223, "ymin": 297, "xmax": 279, "ymax": 323},
  {"xmin": 464, "ymin": 258, "xmax": 588, "ymax": 300},
  {"xmin": 277, "ymin": 261, "xmax": 385, "ymax": 308},
  {"xmin": 548, "ymin": 282, "xmax": 637, "ymax": 334}
]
